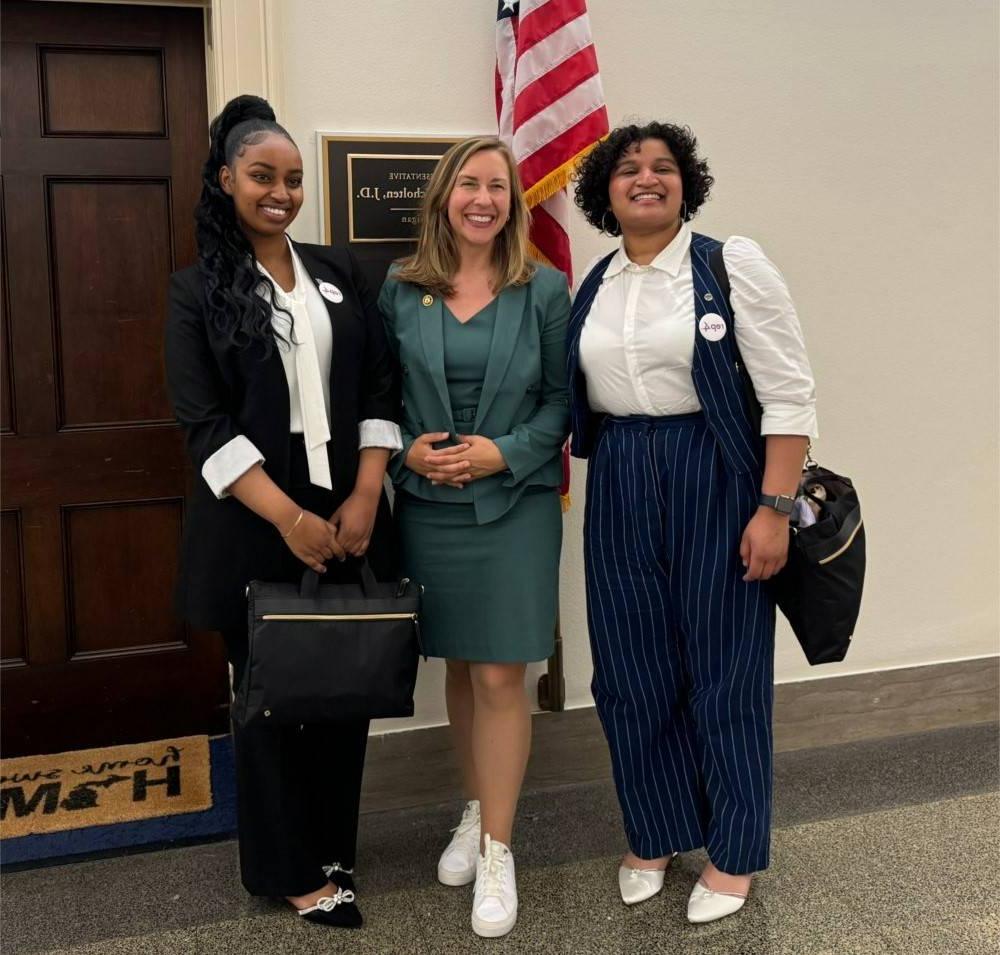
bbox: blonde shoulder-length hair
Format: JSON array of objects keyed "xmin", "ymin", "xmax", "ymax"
[{"xmin": 393, "ymin": 137, "xmax": 535, "ymax": 296}]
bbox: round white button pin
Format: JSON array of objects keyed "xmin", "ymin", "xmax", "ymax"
[
  {"xmin": 318, "ymin": 281, "xmax": 343, "ymax": 303},
  {"xmin": 698, "ymin": 313, "xmax": 727, "ymax": 341}
]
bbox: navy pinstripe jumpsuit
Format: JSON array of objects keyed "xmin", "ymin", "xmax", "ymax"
[{"xmin": 567, "ymin": 233, "xmax": 776, "ymax": 875}]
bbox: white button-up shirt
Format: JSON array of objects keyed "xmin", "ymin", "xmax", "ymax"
[
  {"xmin": 578, "ymin": 222, "xmax": 817, "ymax": 437},
  {"xmin": 201, "ymin": 243, "xmax": 402, "ymax": 498}
]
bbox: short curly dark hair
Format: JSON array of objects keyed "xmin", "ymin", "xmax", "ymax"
[{"xmin": 573, "ymin": 122, "xmax": 714, "ymax": 236}]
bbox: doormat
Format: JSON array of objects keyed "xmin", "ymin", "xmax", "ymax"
[
  {"xmin": 1, "ymin": 736, "xmax": 211, "ymax": 837},
  {"xmin": 1, "ymin": 735, "xmax": 236, "ymax": 868}
]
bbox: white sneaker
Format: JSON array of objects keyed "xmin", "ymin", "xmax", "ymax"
[
  {"xmin": 471, "ymin": 834, "xmax": 517, "ymax": 938},
  {"xmin": 437, "ymin": 799, "xmax": 480, "ymax": 886}
]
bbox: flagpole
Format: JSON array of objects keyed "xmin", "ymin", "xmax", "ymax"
[
  {"xmin": 496, "ymin": 0, "xmax": 608, "ymax": 713},
  {"xmin": 538, "ymin": 612, "xmax": 566, "ymax": 711}
]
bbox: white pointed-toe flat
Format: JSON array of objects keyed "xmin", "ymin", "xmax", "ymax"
[
  {"xmin": 618, "ymin": 853, "xmax": 677, "ymax": 905},
  {"xmin": 686, "ymin": 879, "xmax": 748, "ymax": 923}
]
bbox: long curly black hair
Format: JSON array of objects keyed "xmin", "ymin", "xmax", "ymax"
[
  {"xmin": 573, "ymin": 122, "xmax": 714, "ymax": 237},
  {"xmin": 194, "ymin": 95, "xmax": 297, "ymax": 354}
]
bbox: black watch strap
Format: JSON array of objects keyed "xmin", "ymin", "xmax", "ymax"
[{"xmin": 759, "ymin": 493, "xmax": 795, "ymax": 515}]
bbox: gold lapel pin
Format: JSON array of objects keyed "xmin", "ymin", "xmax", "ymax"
[{"xmin": 422, "ymin": 293, "xmax": 434, "ymax": 307}]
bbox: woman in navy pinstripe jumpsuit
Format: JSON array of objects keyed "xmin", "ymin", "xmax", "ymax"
[{"xmin": 568, "ymin": 123, "xmax": 817, "ymax": 923}]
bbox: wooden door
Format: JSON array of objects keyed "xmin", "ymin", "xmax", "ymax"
[{"xmin": 1, "ymin": 1, "xmax": 228, "ymax": 758}]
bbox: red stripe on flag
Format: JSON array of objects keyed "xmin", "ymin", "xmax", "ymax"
[
  {"xmin": 529, "ymin": 202, "xmax": 572, "ymax": 279},
  {"xmin": 513, "ymin": 44, "xmax": 599, "ymax": 128},
  {"xmin": 517, "ymin": 0, "xmax": 587, "ymax": 57},
  {"xmin": 518, "ymin": 105, "xmax": 609, "ymax": 191},
  {"xmin": 495, "ymin": 66, "xmax": 503, "ymax": 121}
]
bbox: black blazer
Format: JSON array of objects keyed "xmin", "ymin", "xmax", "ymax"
[{"xmin": 164, "ymin": 242, "xmax": 399, "ymax": 631}]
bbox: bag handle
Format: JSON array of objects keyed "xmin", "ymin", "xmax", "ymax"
[{"xmin": 300, "ymin": 558, "xmax": 379, "ymax": 598}]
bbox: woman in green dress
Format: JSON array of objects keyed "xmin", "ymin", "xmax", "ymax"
[{"xmin": 378, "ymin": 137, "xmax": 570, "ymax": 939}]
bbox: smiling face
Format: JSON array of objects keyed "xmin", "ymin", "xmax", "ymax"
[
  {"xmin": 219, "ymin": 132, "xmax": 303, "ymax": 240},
  {"xmin": 445, "ymin": 148, "xmax": 512, "ymax": 254},
  {"xmin": 607, "ymin": 138, "xmax": 684, "ymax": 238}
]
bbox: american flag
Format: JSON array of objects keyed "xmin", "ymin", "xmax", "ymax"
[{"xmin": 495, "ymin": 0, "xmax": 609, "ymax": 282}]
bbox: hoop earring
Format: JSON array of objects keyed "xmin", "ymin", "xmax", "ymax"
[
  {"xmin": 600, "ymin": 209, "xmax": 617, "ymax": 235},
  {"xmin": 680, "ymin": 200, "xmax": 689, "ymax": 222}
]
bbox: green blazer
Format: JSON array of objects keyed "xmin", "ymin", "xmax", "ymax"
[{"xmin": 378, "ymin": 264, "xmax": 570, "ymax": 525}]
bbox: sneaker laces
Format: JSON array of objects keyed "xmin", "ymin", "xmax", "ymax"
[
  {"xmin": 449, "ymin": 801, "xmax": 480, "ymax": 845},
  {"xmin": 478, "ymin": 834, "xmax": 510, "ymax": 899}
]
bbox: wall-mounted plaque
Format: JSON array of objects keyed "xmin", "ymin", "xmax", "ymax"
[
  {"xmin": 318, "ymin": 134, "xmax": 464, "ymax": 292},
  {"xmin": 346, "ymin": 153, "xmax": 443, "ymax": 242}
]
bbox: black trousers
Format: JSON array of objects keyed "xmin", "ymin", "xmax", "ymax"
[
  {"xmin": 221, "ymin": 438, "xmax": 397, "ymax": 897},
  {"xmin": 223, "ymin": 629, "xmax": 370, "ymax": 897}
]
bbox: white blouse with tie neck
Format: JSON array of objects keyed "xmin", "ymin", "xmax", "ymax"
[{"xmin": 201, "ymin": 243, "xmax": 402, "ymax": 499}]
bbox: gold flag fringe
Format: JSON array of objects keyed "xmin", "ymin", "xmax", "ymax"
[{"xmin": 522, "ymin": 139, "xmax": 607, "ymax": 210}]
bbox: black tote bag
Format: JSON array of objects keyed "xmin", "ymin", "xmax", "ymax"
[
  {"xmin": 232, "ymin": 560, "xmax": 422, "ymax": 729},
  {"xmin": 770, "ymin": 464, "xmax": 866, "ymax": 665},
  {"xmin": 707, "ymin": 245, "xmax": 865, "ymax": 665}
]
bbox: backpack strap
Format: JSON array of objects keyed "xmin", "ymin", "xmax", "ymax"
[{"xmin": 707, "ymin": 242, "xmax": 763, "ymax": 436}]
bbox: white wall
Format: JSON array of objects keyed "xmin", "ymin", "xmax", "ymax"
[{"xmin": 275, "ymin": 0, "xmax": 999, "ymax": 732}]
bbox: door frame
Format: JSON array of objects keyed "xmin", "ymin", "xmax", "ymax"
[{"xmin": 30, "ymin": 0, "xmax": 283, "ymax": 118}]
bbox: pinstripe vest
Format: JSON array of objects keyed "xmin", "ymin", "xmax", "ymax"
[{"xmin": 566, "ymin": 233, "xmax": 764, "ymax": 474}]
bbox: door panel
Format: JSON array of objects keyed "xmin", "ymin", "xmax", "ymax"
[
  {"xmin": 1, "ymin": 1, "xmax": 227, "ymax": 757},
  {"xmin": 1, "ymin": 511, "xmax": 27, "ymax": 666},
  {"xmin": 41, "ymin": 47, "xmax": 168, "ymax": 137},
  {"xmin": 49, "ymin": 178, "xmax": 174, "ymax": 427},
  {"xmin": 63, "ymin": 499, "xmax": 186, "ymax": 656},
  {"xmin": 1, "ymin": 198, "xmax": 13, "ymax": 435}
]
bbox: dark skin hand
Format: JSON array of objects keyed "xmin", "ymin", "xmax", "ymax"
[
  {"xmin": 329, "ymin": 447, "xmax": 391, "ymax": 556},
  {"xmin": 739, "ymin": 434, "xmax": 809, "ymax": 581}
]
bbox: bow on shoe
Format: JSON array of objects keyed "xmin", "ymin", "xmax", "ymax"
[
  {"xmin": 313, "ymin": 889, "xmax": 356, "ymax": 911},
  {"xmin": 322, "ymin": 861, "xmax": 357, "ymax": 893},
  {"xmin": 297, "ymin": 886, "xmax": 363, "ymax": 928}
]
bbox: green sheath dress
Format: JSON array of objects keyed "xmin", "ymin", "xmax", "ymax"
[{"xmin": 395, "ymin": 300, "xmax": 561, "ymax": 662}]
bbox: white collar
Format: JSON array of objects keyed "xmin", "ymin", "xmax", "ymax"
[
  {"xmin": 605, "ymin": 220, "xmax": 692, "ymax": 279},
  {"xmin": 256, "ymin": 238, "xmax": 308, "ymax": 306}
]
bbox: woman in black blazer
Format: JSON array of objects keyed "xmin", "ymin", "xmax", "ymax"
[{"xmin": 164, "ymin": 96, "xmax": 401, "ymax": 929}]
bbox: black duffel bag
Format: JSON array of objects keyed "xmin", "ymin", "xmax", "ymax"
[
  {"xmin": 232, "ymin": 560, "xmax": 422, "ymax": 728},
  {"xmin": 771, "ymin": 462, "xmax": 865, "ymax": 665}
]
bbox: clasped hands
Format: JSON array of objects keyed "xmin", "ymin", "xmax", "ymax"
[
  {"xmin": 279, "ymin": 490, "xmax": 379, "ymax": 574},
  {"xmin": 406, "ymin": 431, "xmax": 507, "ymax": 488}
]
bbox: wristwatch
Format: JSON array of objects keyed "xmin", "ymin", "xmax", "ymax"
[{"xmin": 759, "ymin": 493, "xmax": 795, "ymax": 516}]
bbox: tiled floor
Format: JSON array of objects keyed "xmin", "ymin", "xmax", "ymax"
[{"xmin": 3, "ymin": 722, "xmax": 997, "ymax": 955}]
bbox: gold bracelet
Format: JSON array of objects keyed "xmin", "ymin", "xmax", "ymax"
[{"xmin": 281, "ymin": 510, "xmax": 304, "ymax": 539}]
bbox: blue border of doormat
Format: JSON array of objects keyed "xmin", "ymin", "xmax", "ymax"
[{"xmin": 1, "ymin": 735, "xmax": 236, "ymax": 870}]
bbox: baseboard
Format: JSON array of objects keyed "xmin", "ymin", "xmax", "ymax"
[{"xmin": 361, "ymin": 657, "xmax": 999, "ymax": 815}]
